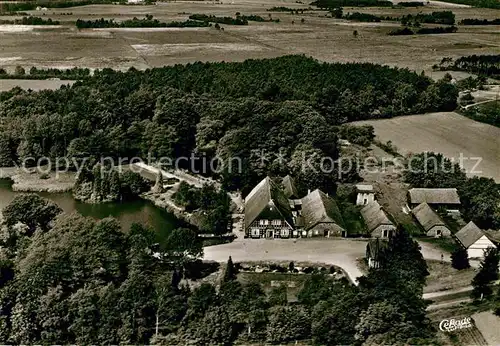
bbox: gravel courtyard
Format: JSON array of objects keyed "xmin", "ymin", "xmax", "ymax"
[{"xmin": 203, "ymin": 238, "xmax": 369, "ymax": 284}]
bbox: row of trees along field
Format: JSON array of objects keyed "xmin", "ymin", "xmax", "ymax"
[
  {"xmin": 311, "ymin": 0, "xmax": 393, "ymax": 8},
  {"xmin": 389, "ymin": 26, "xmax": 458, "ymax": 35},
  {"xmin": 338, "ymin": 10, "xmax": 456, "ymax": 25},
  {"xmin": 0, "ymin": 55, "xmax": 458, "ymax": 195},
  {"xmin": 0, "ymin": 194, "xmax": 437, "ymax": 344},
  {"xmin": 403, "ymin": 152, "xmax": 500, "ymax": 230},
  {"xmin": 0, "ymin": 66, "xmax": 91, "ymax": 80},
  {"xmin": 75, "ymin": 14, "xmax": 278, "ymax": 29},
  {"xmin": 459, "ymin": 18, "xmax": 500, "ymax": 25},
  {"xmin": 76, "ymin": 16, "xmax": 210, "ymax": 28},
  {"xmin": 188, "ymin": 14, "xmax": 249, "ymax": 25},
  {"xmin": 0, "ymin": 16, "xmax": 59, "ymax": 25},
  {"xmin": 0, "ymin": 0, "xmax": 122, "ymax": 12},
  {"xmin": 436, "ymin": 55, "xmax": 500, "ymax": 79}
]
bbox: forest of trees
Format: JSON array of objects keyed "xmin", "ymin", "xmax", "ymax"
[
  {"xmin": 173, "ymin": 182, "xmax": 231, "ymax": 235},
  {"xmin": 73, "ymin": 163, "xmax": 150, "ymax": 203},
  {"xmin": 76, "ymin": 16, "xmax": 210, "ymax": 29},
  {"xmin": 436, "ymin": 54, "xmax": 500, "ymax": 79},
  {"xmin": 0, "ymin": 55, "xmax": 458, "ymax": 195},
  {"xmin": 404, "ymin": 152, "xmax": 500, "ymax": 230},
  {"xmin": 0, "ymin": 194, "xmax": 437, "ymax": 344},
  {"xmin": 0, "ymin": 16, "xmax": 60, "ymax": 25},
  {"xmin": 343, "ymin": 12, "xmax": 382, "ymax": 22},
  {"xmin": 400, "ymin": 10, "xmax": 455, "ymax": 25}
]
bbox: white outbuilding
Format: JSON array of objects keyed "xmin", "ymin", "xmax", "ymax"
[
  {"xmin": 356, "ymin": 184, "xmax": 375, "ymax": 206},
  {"xmin": 455, "ymin": 221, "xmax": 496, "ymax": 259}
]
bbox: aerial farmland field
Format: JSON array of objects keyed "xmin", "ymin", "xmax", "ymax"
[
  {"xmin": 353, "ymin": 112, "xmax": 500, "ymax": 182},
  {"xmin": 0, "ymin": 0, "xmax": 499, "ymax": 73}
]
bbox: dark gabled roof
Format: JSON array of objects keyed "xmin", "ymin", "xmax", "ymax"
[
  {"xmin": 300, "ymin": 189, "xmax": 345, "ymax": 231},
  {"xmin": 361, "ymin": 201, "xmax": 393, "ymax": 232},
  {"xmin": 282, "ymin": 175, "xmax": 300, "ymax": 199},
  {"xmin": 366, "ymin": 238, "xmax": 389, "ymax": 259},
  {"xmin": 412, "ymin": 202, "xmax": 446, "ymax": 231},
  {"xmin": 244, "ymin": 177, "xmax": 294, "ymax": 229},
  {"xmin": 455, "ymin": 221, "xmax": 485, "ymax": 248},
  {"xmin": 408, "ymin": 188, "xmax": 461, "ymax": 205}
]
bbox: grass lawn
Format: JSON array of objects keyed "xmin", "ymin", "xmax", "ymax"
[
  {"xmin": 424, "ymin": 260, "xmax": 476, "ymax": 294},
  {"xmin": 420, "ymin": 237, "xmax": 460, "ymax": 254}
]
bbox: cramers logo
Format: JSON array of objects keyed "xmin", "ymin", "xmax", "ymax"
[{"xmin": 439, "ymin": 317, "xmax": 473, "ymax": 332}]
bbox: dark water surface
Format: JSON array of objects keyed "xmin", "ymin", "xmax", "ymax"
[{"xmin": 0, "ymin": 179, "xmax": 179, "ymax": 241}]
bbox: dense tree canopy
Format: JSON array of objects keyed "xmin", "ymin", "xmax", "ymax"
[
  {"xmin": 0, "ymin": 56, "xmax": 457, "ymax": 195},
  {"xmin": 2, "ymin": 194, "xmax": 62, "ymax": 232},
  {"xmin": 0, "ymin": 193, "xmax": 440, "ymax": 344},
  {"xmin": 404, "ymin": 152, "xmax": 467, "ymax": 188}
]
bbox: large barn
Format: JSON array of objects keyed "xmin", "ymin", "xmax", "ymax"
[
  {"xmin": 361, "ymin": 201, "xmax": 396, "ymax": 238},
  {"xmin": 408, "ymin": 188, "xmax": 461, "ymax": 211},
  {"xmin": 300, "ymin": 189, "xmax": 346, "ymax": 237},
  {"xmin": 412, "ymin": 202, "xmax": 451, "ymax": 238},
  {"xmin": 455, "ymin": 221, "xmax": 496, "ymax": 259},
  {"xmin": 244, "ymin": 177, "xmax": 295, "ymax": 239}
]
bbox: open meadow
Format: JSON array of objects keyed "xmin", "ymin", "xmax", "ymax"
[
  {"xmin": 0, "ymin": 78, "xmax": 74, "ymax": 91},
  {"xmin": 353, "ymin": 112, "xmax": 500, "ymax": 182},
  {"xmin": 0, "ymin": 0, "xmax": 499, "ymax": 73}
]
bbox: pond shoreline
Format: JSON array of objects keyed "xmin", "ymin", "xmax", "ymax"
[
  {"xmin": 141, "ymin": 191, "xmax": 203, "ymax": 230},
  {"xmin": 0, "ymin": 168, "xmax": 76, "ymax": 193},
  {"xmin": 0, "ymin": 167, "xmax": 201, "ymax": 230},
  {"xmin": 0, "ymin": 177, "xmax": 182, "ymax": 241}
]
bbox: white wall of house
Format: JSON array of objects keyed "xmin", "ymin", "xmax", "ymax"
[
  {"xmin": 371, "ymin": 224, "xmax": 396, "ymax": 238},
  {"xmin": 427, "ymin": 225, "xmax": 451, "ymax": 238},
  {"xmin": 467, "ymin": 236, "xmax": 496, "ymax": 259},
  {"xmin": 356, "ymin": 192, "xmax": 375, "ymax": 206}
]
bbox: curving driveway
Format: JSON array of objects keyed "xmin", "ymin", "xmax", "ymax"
[{"xmin": 204, "ymin": 238, "xmax": 368, "ymax": 284}]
